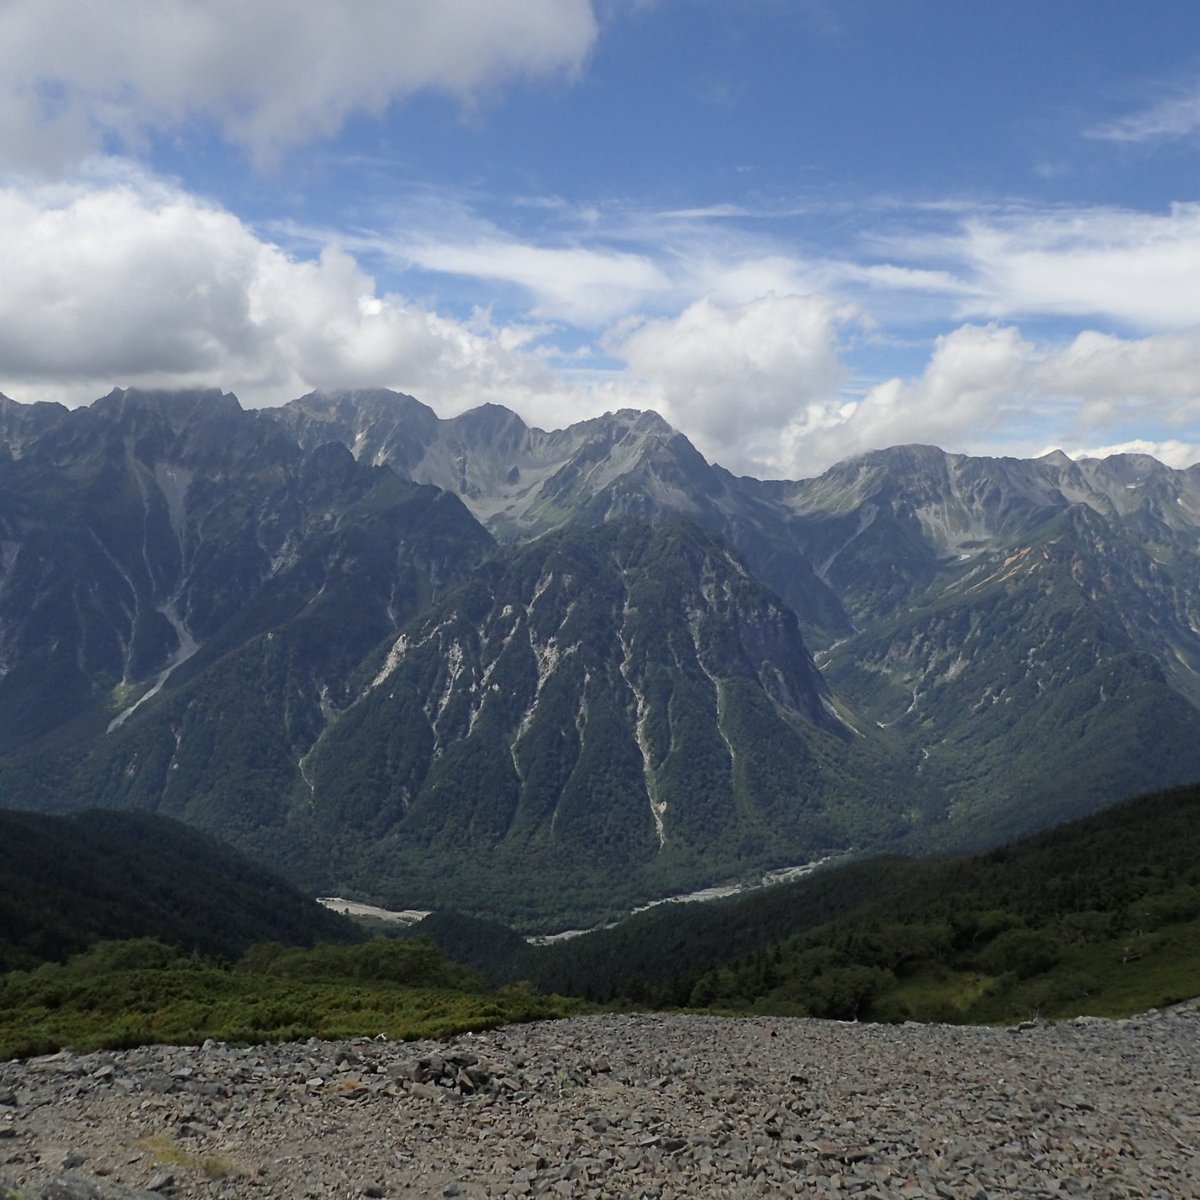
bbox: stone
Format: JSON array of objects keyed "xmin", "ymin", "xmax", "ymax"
[{"xmin": 0, "ymin": 1012, "xmax": 1194, "ymax": 1198}]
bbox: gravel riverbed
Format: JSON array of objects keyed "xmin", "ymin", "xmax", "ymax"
[{"xmin": 1, "ymin": 1008, "xmax": 1197, "ymax": 1199}]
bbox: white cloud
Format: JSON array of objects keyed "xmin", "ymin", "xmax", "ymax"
[
  {"xmin": 773, "ymin": 323, "xmax": 1035, "ymax": 476},
  {"xmin": 1087, "ymin": 87, "xmax": 1200, "ymax": 145},
  {"xmin": 0, "ymin": 169, "xmax": 587, "ymax": 416},
  {"xmin": 950, "ymin": 203, "xmax": 1200, "ymax": 330},
  {"xmin": 775, "ymin": 322, "xmax": 1200, "ymax": 477},
  {"xmin": 0, "ymin": 0, "xmax": 597, "ymax": 169},
  {"xmin": 396, "ymin": 193, "xmax": 1200, "ymax": 345},
  {"xmin": 856, "ymin": 200, "xmax": 1200, "ymax": 334},
  {"xmin": 1031, "ymin": 328, "xmax": 1200, "ymax": 427},
  {"xmin": 1062, "ymin": 440, "xmax": 1200, "ymax": 470},
  {"xmin": 3, "ymin": 166, "xmax": 1197, "ymax": 480},
  {"xmin": 400, "ymin": 238, "xmax": 670, "ymax": 325},
  {"xmin": 609, "ymin": 294, "xmax": 854, "ymax": 472},
  {"xmin": 0, "ymin": 167, "xmax": 855, "ymax": 460},
  {"xmin": 366, "ymin": 195, "xmax": 829, "ymax": 328}
]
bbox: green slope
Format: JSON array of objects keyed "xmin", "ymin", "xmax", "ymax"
[
  {"xmin": 0, "ymin": 809, "xmax": 356, "ymax": 971},
  {"xmin": 290, "ymin": 517, "xmax": 924, "ymax": 929},
  {"xmin": 417, "ymin": 782, "xmax": 1200, "ymax": 1022},
  {"xmin": 823, "ymin": 504, "xmax": 1200, "ymax": 849}
]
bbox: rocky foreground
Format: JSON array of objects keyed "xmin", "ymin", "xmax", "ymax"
[{"xmin": 1, "ymin": 1009, "xmax": 1197, "ymax": 1200}]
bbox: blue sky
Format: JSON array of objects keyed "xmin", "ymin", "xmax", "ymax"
[{"xmin": 1, "ymin": 1, "xmax": 1198, "ymax": 476}]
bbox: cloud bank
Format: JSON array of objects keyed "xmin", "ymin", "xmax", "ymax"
[
  {"xmin": 2, "ymin": 167, "xmax": 1199, "ymax": 477},
  {"xmin": 0, "ymin": 2, "xmax": 1196, "ymax": 478},
  {"xmin": 0, "ymin": 170, "xmax": 574, "ymax": 414}
]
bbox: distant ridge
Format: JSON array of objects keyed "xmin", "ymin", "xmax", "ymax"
[{"xmin": 0, "ymin": 387, "xmax": 1198, "ymax": 930}]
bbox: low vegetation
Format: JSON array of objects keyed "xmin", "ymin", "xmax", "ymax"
[
  {"xmin": 0, "ymin": 936, "xmax": 586, "ymax": 1061},
  {"xmin": 2, "ymin": 784, "xmax": 1197, "ymax": 1060},
  {"xmin": 415, "ymin": 782, "xmax": 1200, "ymax": 1024}
]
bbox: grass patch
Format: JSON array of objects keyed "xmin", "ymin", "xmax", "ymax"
[
  {"xmin": 873, "ymin": 921, "xmax": 1200, "ymax": 1025},
  {"xmin": 1000, "ymin": 919, "xmax": 1200, "ymax": 1021},
  {"xmin": 138, "ymin": 1134, "xmax": 238, "ymax": 1181},
  {"xmin": 890, "ymin": 966, "xmax": 996, "ymax": 1022}
]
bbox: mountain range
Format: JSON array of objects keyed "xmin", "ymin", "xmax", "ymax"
[{"xmin": 2, "ymin": 386, "xmax": 1198, "ymax": 929}]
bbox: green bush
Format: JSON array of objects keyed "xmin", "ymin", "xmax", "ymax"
[{"xmin": 976, "ymin": 928, "xmax": 1061, "ymax": 979}]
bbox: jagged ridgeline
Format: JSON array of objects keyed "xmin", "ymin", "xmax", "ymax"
[
  {"xmin": 0, "ymin": 387, "xmax": 494, "ymax": 753},
  {"xmin": 2, "ymin": 387, "xmax": 1200, "ymax": 930}
]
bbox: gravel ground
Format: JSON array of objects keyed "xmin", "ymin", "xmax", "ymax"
[{"xmin": 1, "ymin": 1007, "xmax": 1197, "ymax": 1199}]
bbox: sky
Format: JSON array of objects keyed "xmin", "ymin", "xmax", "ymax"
[{"xmin": 1, "ymin": 0, "xmax": 1199, "ymax": 478}]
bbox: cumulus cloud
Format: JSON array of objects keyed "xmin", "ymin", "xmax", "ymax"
[
  {"xmin": 0, "ymin": 170, "xmax": 584, "ymax": 415},
  {"xmin": 609, "ymin": 294, "xmax": 855, "ymax": 471},
  {"xmin": 1062, "ymin": 440, "xmax": 1200, "ymax": 470},
  {"xmin": 0, "ymin": 167, "xmax": 854, "ymax": 457},
  {"xmin": 775, "ymin": 322, "xmax": 1200, "ymax": 477},
  {"xmin": 3, "ymin": 166, "xmax": 1197, "ymax": 479},
  {"xmin": 772, "ymin": 323, "xmax": 1036, "ymax": 476},
  {"xmin": 1031, "ymin": 328, "xmax": 1200, "ymax": 427},
  {"xmin": 0, "ymin": 0, "xmax": 597, "ymax": 169}
]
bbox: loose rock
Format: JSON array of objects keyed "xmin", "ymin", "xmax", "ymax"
[{"xmin": 0, "ymin": 1007, "xmax": 1196, "ymax": 1198}]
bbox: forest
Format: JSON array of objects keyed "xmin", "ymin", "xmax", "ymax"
[{"xmin": 1, "ymin": 783, "xmax": 1197, "ymax": 1060}]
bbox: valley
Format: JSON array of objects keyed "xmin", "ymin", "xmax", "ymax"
[
  {"xmin": 1, "ymin": 387, "xmax": 1199, "ymax": 929},
  {"xmin": 526, "ymin": 853, "xmax": 844, "ymax": 945},
  {"xmin": 3, "ymin": 10, "xmax": 1198, "ymax": 1199}
]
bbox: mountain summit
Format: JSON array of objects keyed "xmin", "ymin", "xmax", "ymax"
[{"xmin": 2, "ymin": 388, "xmax": 1198, "ymax": 928}]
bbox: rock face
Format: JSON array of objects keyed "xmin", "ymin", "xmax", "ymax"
[
  {"xmin": 290, "ymin": 518, "xmax": 889, "ymax": 919},
  {"xmin": 4, "ymin": 387, "xmax": 1200, "ymax": 927},
  {"xmin": 0, "ymin": 388, "xmax": 494, "ymax": 752},
  {"xmin": 0, "ymin": 391, "xmax": 910, "ymax": 926},
  {"xmin": 274, "ymin": 390, "xmax": 853, "ymax": 645},
  {"xmin": 275, "ymin": 393, "xmax": 1200, "ymax": 857},
  {"xmin": 2, "ymin": 1008, "xmax": 1198, "ymax": 1198}
]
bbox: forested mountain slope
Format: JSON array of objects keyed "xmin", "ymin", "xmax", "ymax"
[
  {"xmin": 0, "ymin": 809, "xmax": 356, "ymax": 972},
  {"xmin": 1, "ymin": 387, "xmax": 1198, "ymax": 930}
]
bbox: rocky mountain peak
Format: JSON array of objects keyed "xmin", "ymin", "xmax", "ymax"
[
  {"xmin": 454, "ymin": 402, "xmax": 530, "ymax": 440},
  {"xmin": 93, "ymin": 385, "xmax": 242, "ymax": 424},
  {"xmin": 294, "ymin": 387, "xmax": 437, "ymax": 425},
  {"xmin": 0, "ymin": 392, "xmax": 69, "ymax": 458},
  {"xmin": 1, "ymin": 385, "xmax": 1198, "ymax": 930}
]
